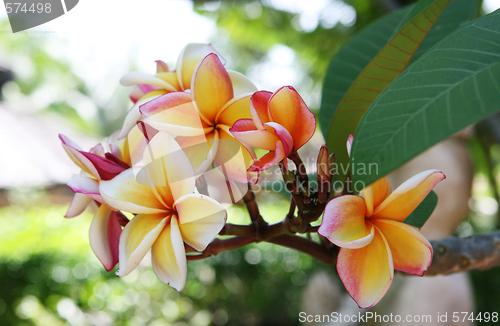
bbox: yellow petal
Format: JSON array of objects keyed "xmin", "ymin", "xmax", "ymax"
[
  {"xmin": 319, "ymin": 195, "xmax": 374, "ymax": 249},
  {"xmin": 141, "ymin": 132, "xmax": 196, "ymax": 203},
  {"xmin": 268, "ymin": 86, "xmax": 316, "ymax": 150},
  {"xmin": 214, "ymin": 128, "xmax": 256, "ymax": 184},
  {"xmin": 176, "ymin": 43, "xmax": 224, "ymax": 91},
  {"xmin": 337, "ymin": 226, "xmax": 393, "ymax": 309},
  {"xmin": 155, "ymin": 72, "xmax": 180, "ymax": 91},
  {"xmin": 99, "ymin": 169, "xmax": 166, "ymax": 214},
  {"xmin": 371, "ymin": 219, "xmax": 432, "ymax": 276},
  {"xmin": 152, "ymin": 216, "xmax": 187, "ymax": 291},
  {"xmin": 176, "ymin": 194, "xmax": 227, "ymax": 251},
  {"xmin": 120, "ymin": 72, "xmax": 177, "ymax": 92},
  {"xmin": 192, "ymin": 53, "xmax": 234, "ymax": 123},
  {"xmin": 372, "ymin": 170, "xmax": 446, "ymax": 222},
  {"xmin": 140, "ymin": 92, "xmax": 212, "ymax": 137},
  {"xmin": 117, "ymin": 214, "xmax": 169, "ymax": 277},
  {"xmin": 363, "ymin": 177, "xmax": 391, "ymax": 217},
  {"xmin": 215, "ymin": 95, "xmax": 252, "ymax": 127}
]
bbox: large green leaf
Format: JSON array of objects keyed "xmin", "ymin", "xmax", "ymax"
[
  {"xmin": 404, "ymin": 190, "xmax": 438, "ymax": 228},
  {"xmin": 324, "ymin": 0, "xmax": 451, "ymax": 181},
  {"xmin": 351, "ymin": 10, "xmax": 500, "ymax": 186},
  {"xmin": 318, "ymin": 6, "xmax": 412, "ymax": 138}
]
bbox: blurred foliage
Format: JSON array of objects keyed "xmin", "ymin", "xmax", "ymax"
[
  {"xmin": 0, "ymin": 197, "xmax": 328, "ymax": 325},
  {"xmin": 194, "ymin": 0, "xmax": 392, "ymax": 110},
  {"xmin": 0, "ymin": 19, "xmax": 129, "ymax": 136}
]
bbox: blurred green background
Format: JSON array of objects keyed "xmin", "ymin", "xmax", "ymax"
[{"xmin": 1, "ymin": 0, "xmax": 500, "ymax": 325}]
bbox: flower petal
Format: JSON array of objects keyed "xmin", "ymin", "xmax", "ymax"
[
  {"xmin": 140, "ymin": 92, "xmax": 211, "ymax": 137},
  {"xmin": 337, "ymin": 226, "xmax": 393, "ymax": 309},
  {"xmin": 268, "ymin": 86, "xmax": 316, "ymax": 150},
  {"xmin": 176, "ymin": 132, "xmax": 218, "ymax": 176},
  {"xmin": 371, "ymin": 219, "xmax": 433, "ymax": 276},
  {"xmin": 215, "ymin": 95, "xmax": 252, "ymax": 127},
  {"xmin": 152, "ymin": 216, "xmax": 187, "ymax": 291},
  {"xmin": 78, "ymin": 152, "xmax": 127, "ymax": 181},
  {"xmin": 215, "ymin": 129, "xmax": 257, "ymax": 183},
  {"xmin": 176, "ymin": 194, "xmax": 227, "ymax": 251},
  {"xmin": 118, "ymin": 90, "xmax": 166, "ymax": 139},
  {"xmin": 155, "ymin": 72, "xmax": 180, "ymax": 90},
  {"xmin": 59, "ymin": 134, "xmax": 99, "ymax": 178},
  {"xmin": 120, "ymin": 72, "xmax": 177, "ymax": 92},
  {"xmin": 65, "ymin": 193, "xmax": 92, "ymax": 218},
  {"xmin": 117, "ymin": 214, "xmax": 169, "ymax": 276},
  {"xmin": 89, "ymin": 206, "xmax": 122, "ymax": 271},
  {"xmin": 372, "ymin": 170, "xmax": 446, "ymax": 221},
  {"xmin": 346, "ymin": 134, "xmax": 354, "ymax": 157},
  {"xmin": 247, "ymin": 140, "xmax": 287, "ymax": 172},
  {"xmin": 363, "ymin": 177, "xmax": 391, "ymax": 217},
  {"xmin": 227, "ymin": 70, "xmax": 258, "ymax": 97},
  {"xmin": 142, "ymin": 132, "xmax": 196, "ymax": 202},
  {"xmin": 155, "ymin": 60, "xmax": 169, "ymax": 73},
  {"xmin": 99, "ymin": 169, "xmax": 166, "ymax": 214},
  {"xmin": 250, "ymin": 90, "xmax": 272, "ymax": 129},
  {"xmin": 192, "ymin": 53, "xmax": 233, "ymax": 122},
  {"xmin": 319, "ymin": 195, "xmax": 374, "ymax": 249},
  {"xmin": 176, "ymin": 43, "xmax": 223, "ymax": 91}
]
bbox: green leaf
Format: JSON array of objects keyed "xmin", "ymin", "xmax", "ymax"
[
  {"xmin": 351, "ymin": 10, "xmax": 500, "ymax": 186},
  {"xmin": 404, "ymin": 190, "xmax": 438, "ymax": 228},
  {"xmin": 319, "ymin": 6, "xmax": 412, "ymax": 138},
  {"xmin": 324, "ymin": 0, "xmax": 451, "ymax": 181}
]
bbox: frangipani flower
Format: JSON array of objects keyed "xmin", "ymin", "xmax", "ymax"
[
  {"xmin": 140, "ymin": 53, "xmax": 258, "ymax": 184},
  {"xmin": 119, "ymin": 43, "xmax": 256, "ymax": 139},
  {"xmin": 230, "ymin": 87, "xmax": 316, "ymax": 171},
  {"xmin": 99, "ymin": 132, "xmax": 227, "ymax": 290},
  {"xmin": 319, "ymin": 165, "xmax": 445, "ymax": 307},
  {"xmin": 59, "ymin": 135, "xmax": 129, "ymax": 271},
  {"xmin": 59, "ymin": 124, "xmax": 155, "ymax": 271}
]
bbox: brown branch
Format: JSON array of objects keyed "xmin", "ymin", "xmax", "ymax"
[
  {"xmin": 426, "ymin": 231, "xmax": 500, "ymax": 276},
  {"xmin": 186, "ymin": 236, "xmax": 255, "ymax": 260},
  {"xmin": 243, "ymin": 184, "xmax": 266, "ymax": 225},
  {"xmin": 268, "ymin": 234, "xmax": 337, "ymax": 265}
]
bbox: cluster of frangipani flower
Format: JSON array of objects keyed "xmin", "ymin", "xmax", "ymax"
[{"xmin": 60, "ymin": 43, "xmax": 445, "ymax": 308}]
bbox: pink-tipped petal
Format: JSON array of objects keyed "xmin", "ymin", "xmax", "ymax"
[
  {"xmin": 176, "ymin": 43, "xmax": 224, "ymax": 91},
  {"xmin": 247, "ymin": 140, "xmax": 287, "ymax": 172},
  {"xmin": 120, "ymin": 72, "xmax": 177, "ymax": 92},
  {"xmin": 99, "ymin": 169, "xmax": 166, "ymax": 214},
  {"xmin": 363, "ymin": 177, "xmax": 392, "ymax": 217},
  {"xmin": 155, "ymin": 60, "xmax": 169, "ymax": 73},
  {"xmin": 175, "ymin": 194, "xmax": 227, "ymax": 251},
  {"xmin": 371, "ymin": 219, "xmax": 433, "ymax": 276},
  {"xmin": 268, "ymin": 86, "xmax": 316, "ymax": 150},
  {"xmin": 337, "ymin": 226, "xmax": 393, "ymax": 309},
  {"xmin": 346, "ymin": 134, "xmax": 354, "ymax": 157},
  {"xmin": 65, "ymin": 193, "xmax": 92, "ymax": 218},
  {"xmin": 130, "ymin": 86, "xmax": 145, "ymax": 103},
  {"xmin": 117, "ymin": 214, "xmax": 169, "ymax": 277},
  {"xmin": 192, "ymin": 53, "xmax": 233, "ymax": 123},
  {"xmin": 59, "ymin": 134, "xmax": 100, "ymax": 178},
  {"xmin": 250, "ymin": 91, "xmax": 272, "ymax": 129},
  {"xmin": 140, "ymin": 92, "xmax": 211, "ymax": 137},
  {"xmin": 319, "ymin": 195, "xmax": 374, "ymax": 249},
  {"xmin": 79, "ymin": 152, "xmax": 127, "ymax": 181},
  {"xmin": 227, "ymin": 70, "xmax": 258, "ymax": 97},
  {"xmin": 152, "ymin": 216, "xmax": 187, "ymax": 291},
  {"xmin": 372, "ymin": 170, "xmax": 446, "ymax": 222},
  {"xmin": 89, "ymin": 206, "xmax": 122, "ymax": 271}
]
